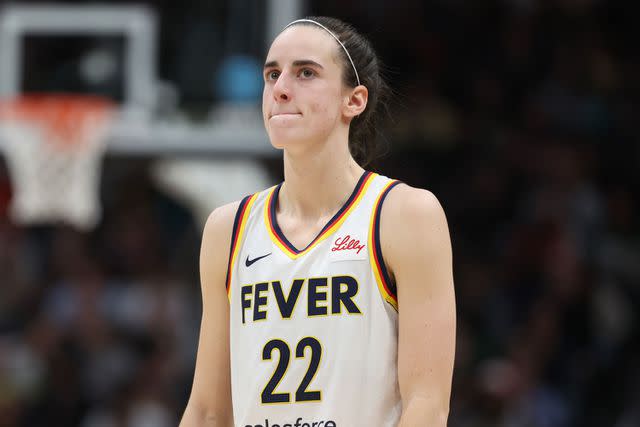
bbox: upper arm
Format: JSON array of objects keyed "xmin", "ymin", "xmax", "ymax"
[
  {"xmin": 380, "ymin": 184, "xmax": 456, "ymax": 419},
  {"xmin": 183, "ymin": 201, "xmax": 240, "ymax": 425}
]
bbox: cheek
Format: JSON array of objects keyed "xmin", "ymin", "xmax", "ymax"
[
  {"xmin": 310, "ymin": 96, "xmax": 341, "ymax": 127},
  {"xmin": 262, "ymin": 86, "xmax": 270, "ymax": 110},
  {"xmin": 309, "ymin": 86, "xmax": 340, "ymax": 116},
  {"xmin": 262, "ymin": 87, "xmax": 272, "ymax": 124}
]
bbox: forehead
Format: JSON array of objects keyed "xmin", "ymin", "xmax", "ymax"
[{"xmin": 266, "ymin": 25, "xmax": 340, "ymax": 66}]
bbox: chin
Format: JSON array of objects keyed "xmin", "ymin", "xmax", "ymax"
[
  {"xmin": 267, "ymin": 129, "xmax": 308, "ymax": 149},
  {"xmin": 268, "ymin": 139, "xmax": 286, "ymax": 150}
]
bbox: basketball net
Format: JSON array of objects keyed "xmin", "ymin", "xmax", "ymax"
[{"xmin": 0, "ymin": 94, "xmax": 115, "ymax": 230}]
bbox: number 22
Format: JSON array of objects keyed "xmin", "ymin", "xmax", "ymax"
[{"xmin": 261, "ymin": 337, "xmax": 322, "ymax": 404}]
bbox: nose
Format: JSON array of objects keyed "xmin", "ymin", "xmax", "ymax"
[{"xmin": 272, "ymin": 73, "xmax": 290, "ymax": 102}]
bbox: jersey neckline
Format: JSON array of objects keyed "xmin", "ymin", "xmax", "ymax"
[{"xmin": 265, "ymin": 170, "xmax": 375, "ymax": 259}]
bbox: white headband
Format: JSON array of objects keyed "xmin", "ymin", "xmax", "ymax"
[{"xmin": 283, "ymin": 18, "xmax": 361, "ymax": 87}]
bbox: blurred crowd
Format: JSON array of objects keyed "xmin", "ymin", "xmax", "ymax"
[
  {"xmin": 1, "ymin": 0, "xmax": 639, "ymax": 426},
  {"xmin": 369, "ymin": 1, "xmax": 640, "ymax": 426},
  {"xmin": 0, "ymin": 162, "xmax": 202, "ymax": 427}
]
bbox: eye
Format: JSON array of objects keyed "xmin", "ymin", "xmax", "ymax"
[
  {"xmin": 266, "ymin": 70, "xmax": 280, "ymax": 81},
  {"xmin": 299, "ymin": 68, "xmax": 315, "ymax": 79}
]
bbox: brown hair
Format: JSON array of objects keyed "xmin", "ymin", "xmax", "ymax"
[{"xmin": 288, "ymin": 16, "xmax": 391, "ymax": 167}]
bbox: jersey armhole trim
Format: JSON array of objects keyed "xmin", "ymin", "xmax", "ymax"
[
  {"xmin": 225, "ymin": 193, "xmax": 258, "ymax": 302},
  {"xmin": 368, "ymin": 180, "xmax": 402, "ymax": 311}
]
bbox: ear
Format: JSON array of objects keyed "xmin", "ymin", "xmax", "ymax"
[{"xmin": 343, "ymin": 85, "xmax": 368, "ymax": 119}]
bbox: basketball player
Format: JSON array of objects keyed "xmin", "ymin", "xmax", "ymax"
[{"xmin": 180, "ymin": 17, "xmax": 456, "ymax": 427}]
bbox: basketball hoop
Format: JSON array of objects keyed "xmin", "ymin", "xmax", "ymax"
[{"xmin": 0, "ymin": 94, "xmax": 115, "ymax": 229}]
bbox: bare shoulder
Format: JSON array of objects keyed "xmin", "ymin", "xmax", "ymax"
[
  {"xmin": 203, "ymin": 200, "xmax": 243, "ymax": 238},
  {"xmin": 199, "ymin": 200, "xmax": 244, "ymax": 300},
  {"xmin": 379, "ymin": 183, "xmax": 452, "ymax": 275},
  {"xmin": 381, "ymin": 183, "xmax": 448, "ymax": 233},
  {"xmin": 201, "ymin": 199, "xmax": 245, "ymax": 260}
]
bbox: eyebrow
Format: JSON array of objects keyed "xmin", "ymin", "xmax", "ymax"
[{"xmin": 263, "ymin": 59, "xmax": 324, "ymax": 69}]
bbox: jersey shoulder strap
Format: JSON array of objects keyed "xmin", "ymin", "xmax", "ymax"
[
  {"xmin": 367, "ymin": 176, "xmax": 403, "ymax": 310},
  {"xmin": 224, "ymin": 192, "xmax": 260, "ymax": 299}
]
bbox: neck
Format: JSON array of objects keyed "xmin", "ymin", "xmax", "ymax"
[{"xmin": 280, "ymin": 136, "xmax": 365, "ymax": 219}]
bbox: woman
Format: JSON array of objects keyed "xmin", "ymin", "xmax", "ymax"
[{"xmin": 181, "ymin": 17, "xmax": 456, "ymax": 427}]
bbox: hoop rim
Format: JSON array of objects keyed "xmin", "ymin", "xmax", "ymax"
[{"xmin": 0, "ymin": 93, "xmax": 116, "ymax": 148}]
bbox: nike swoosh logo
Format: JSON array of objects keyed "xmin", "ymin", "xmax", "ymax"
[{"xmin": 245, "ymin": 252, "xmax": 272, "ymax": 267}]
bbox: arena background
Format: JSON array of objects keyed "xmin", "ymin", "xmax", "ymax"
[{"xmin": 1, "ymin": 0, "xmax": 639, "ymax": 426}]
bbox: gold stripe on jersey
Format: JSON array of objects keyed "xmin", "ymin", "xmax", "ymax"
[
  {"xmin": 368, "ymin": 180, "xmax": 401, "ymax": 310},
  {"xmin": 226, "ymin": 193, "xmax": 258, "ymax": 302}
]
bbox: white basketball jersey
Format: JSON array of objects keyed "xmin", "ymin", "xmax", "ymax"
[{"xmin": 227, "ymin": 172, "xmax": 402, "ymax": 427}]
